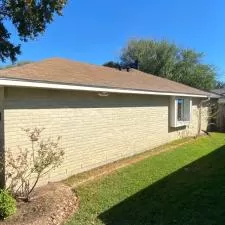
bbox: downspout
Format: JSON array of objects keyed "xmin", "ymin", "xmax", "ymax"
[{"xmin": 198, "ymin": 97, "xmax": 210, "ymax": 136}]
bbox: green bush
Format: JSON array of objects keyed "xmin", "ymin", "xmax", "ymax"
[{"xmin": 0, "ymin": 189, "xmax": 16, "ymax": 219}]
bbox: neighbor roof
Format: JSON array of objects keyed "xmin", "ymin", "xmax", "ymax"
[
  {"xmin": 211, "ymin": 88, "xmax": 225, "ymax": 96},
  {"xmin": 0, "ymin": 58, "xmax": 215, "ymax": 98}
]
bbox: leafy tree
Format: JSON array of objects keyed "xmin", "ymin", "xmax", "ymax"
[
  {"xmin": 120, "ymin": 39, "xmax": 216, "ymax": 90},
  {"xmin": 0, "ymin": 0, "xmax": 67, "ymax": 62},
  {"xmin": 171, "ymin": 50, "xmax": 216, "ymax": 90}
]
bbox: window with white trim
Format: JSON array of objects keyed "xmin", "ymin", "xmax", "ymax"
[{"xmin": 170, "ymin": 97, "xmax": 192, "ymax": 127}]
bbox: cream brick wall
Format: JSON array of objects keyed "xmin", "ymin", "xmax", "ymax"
[{"xmin": 3, "ymin": 87, "xmax": 208, "ymax": 185}]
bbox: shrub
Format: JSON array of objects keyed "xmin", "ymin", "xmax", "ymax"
[
  {"xmin": 5, "ymin": 127, "xmax": 64, "ymax": 201},
  {"xmin": 0, "ymin": 189, "xmax": 16, "ymax": 219}
]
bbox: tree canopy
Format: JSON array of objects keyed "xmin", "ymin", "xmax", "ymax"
[
  {"xmin": 103, "ymin": 61, "xmax": 121, "ymax": 70},
  {"xmin": 104, "ymin": 39, "xmax": 216, "ymax": 90},
  {"xmin": 0, "ymin": 0, "xmax": 67, "ymax": 62}
]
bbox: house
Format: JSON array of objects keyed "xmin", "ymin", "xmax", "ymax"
[{"xmin": 0, "ymin": 58, "xmax": 218, "ymax": 185}]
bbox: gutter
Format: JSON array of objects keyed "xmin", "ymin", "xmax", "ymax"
[{"xmin": 0, "ymin": 78, "xmax": 208, "ymax": 98}]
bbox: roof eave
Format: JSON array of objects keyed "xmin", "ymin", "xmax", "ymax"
[{"xmin": 0, "ymin": 78, "xmax": 209, "ymax": 98}]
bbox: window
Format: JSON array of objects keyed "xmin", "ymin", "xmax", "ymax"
[{"xmin": 170, "ymin": 97, "xmax": 192, "ymax": 127}]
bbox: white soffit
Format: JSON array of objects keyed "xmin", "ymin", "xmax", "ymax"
[{"xmin": 0, "ymin": 78, "xmax": 208, "ymax": 98}]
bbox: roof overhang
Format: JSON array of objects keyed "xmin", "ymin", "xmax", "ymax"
[{"xmin": 0, "ymin": 78, "xmax": 209, "ymax": 98}]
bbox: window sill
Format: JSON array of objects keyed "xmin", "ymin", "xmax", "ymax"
[{"xmin": 175, "ymin": 121, "xmax": 190, "ymax": 127}]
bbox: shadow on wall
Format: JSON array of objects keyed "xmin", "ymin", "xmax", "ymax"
[
  {"xmin": 5, "ymin": 87, "xmax": 170, "ymax": 109},
  {"xmin": 99, "ymin": 145, "xmax": 225, "ymax": 225}
]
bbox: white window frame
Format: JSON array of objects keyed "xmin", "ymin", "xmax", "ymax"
[{"xmin": 170, "ymin": 97, "xmax": 192, "ymax": 127}]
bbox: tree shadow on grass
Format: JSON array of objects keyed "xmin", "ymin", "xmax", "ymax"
[{"xmin": 99, "ymin": 145, "xmax": 225, "ymax": 225}]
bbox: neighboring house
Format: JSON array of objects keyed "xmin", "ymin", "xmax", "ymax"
[
  {"xmin": 211, "ymin": 88, "xmax": 225, "ymax": 97},
  {"xmin": 0, "ymin": 58, "xmax": 218, "ymax": 185},
  {"xmin": 211, "ymin": 88, "xmax": 225, "ymax": 104}
]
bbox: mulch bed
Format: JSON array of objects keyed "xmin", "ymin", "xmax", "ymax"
[{"xmin": 0, "ymin": 182, "xmax": 79, "ymax": 225}]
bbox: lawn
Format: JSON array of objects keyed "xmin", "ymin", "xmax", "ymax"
[{"xmin": 66, "ymin": 133, "xmax": 225, "ymax": 225}]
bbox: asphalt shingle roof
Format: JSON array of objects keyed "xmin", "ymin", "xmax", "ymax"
[
  {"xmin": 211, "ymin": 88, "xmax": 225, "ymax": 96},
  {"xmin": 0, "ymin": 58, "xmax": 213, "ymax": 97}
]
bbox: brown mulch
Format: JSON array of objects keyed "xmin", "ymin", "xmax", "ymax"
[{"xmin": 1, "ymin": 182, "xmax": 79, "ymax": 225}]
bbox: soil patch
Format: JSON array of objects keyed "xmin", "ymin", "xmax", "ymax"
[{"xmin": 1, "ymin": 182, "xmax": 79, "ymax": 225}]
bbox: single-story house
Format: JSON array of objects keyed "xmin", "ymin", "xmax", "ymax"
[{"xmin": 0, "ymin": 58, "xmax": 218, "ymax": 185}]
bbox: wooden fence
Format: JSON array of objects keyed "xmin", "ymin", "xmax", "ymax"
[{"xmin": 216, "ymin": 103, "xmax": 225, "ymax": 131}]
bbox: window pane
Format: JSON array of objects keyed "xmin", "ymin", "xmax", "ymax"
[{"xmin": 177, "ymin": 99, "xmax": 184, "ymax": 121}]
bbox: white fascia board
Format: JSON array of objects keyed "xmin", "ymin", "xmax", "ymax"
[{"xmin": 0, "ymin": 78, "xmax": 208, "ymax": 98}]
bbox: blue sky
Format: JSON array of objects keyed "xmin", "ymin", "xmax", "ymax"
[{"xmin": 3, "ymin": 0, "xmax": 225, "ymax": 80}]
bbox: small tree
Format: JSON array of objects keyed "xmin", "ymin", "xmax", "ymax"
[
  {"xmin": 197, "ymin": 100, "xmax": 219, "ymax": 136},
  {"xmin": 4, "ymin": 128, "xmax": 64, "ymax": 201}
]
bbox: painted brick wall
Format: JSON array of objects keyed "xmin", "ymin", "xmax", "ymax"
[{"xmin": 3, "ymin": 87, "xmax": 208, "ymax": 185}]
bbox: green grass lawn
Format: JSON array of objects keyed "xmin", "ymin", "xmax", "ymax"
[{"xmin": 66, "ymin": 133, "xmax": 225, "ymax": 225}]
